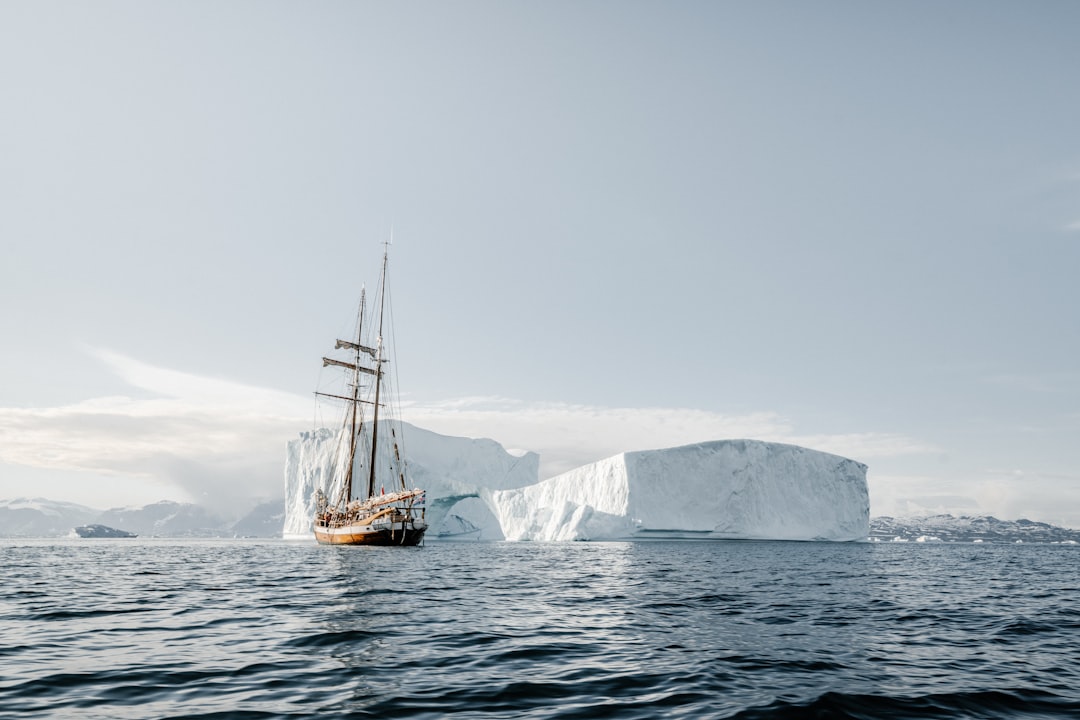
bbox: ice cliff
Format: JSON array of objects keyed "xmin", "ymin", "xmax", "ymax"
[
  {"xmin": 283, "ymin": 428, "xmax": 869, "ymax": 542},
  {"xmin": 485, "ymin": 440, "xmax": 868, "ymax": 541},
  {"xmin": 283, "ymin": 422, "xmax": 538, "ymax": 538}
]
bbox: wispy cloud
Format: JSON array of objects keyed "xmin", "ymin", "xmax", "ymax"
[
  {"xmin": 88, "ymin": 348, "xmax": 305, "ymax": 413},
  {"xmin": 867, "ymin": 474, "xmax": 983, "ymax": 519},
  {"xmin": 0, "ymin": 349, "xmax": 311, "ymax": 506},
  {"xmin": 401, "ymin": 396, "xmax": 935, "ymax": 479},
  {"xmin": 0, "ymin": 350, "xmax": 938, "ymax": 508},
  {"xmin": 868, "ymin": 469, "xmax": 1080, "ymax": 529},
  {"xmin": 783, "ymin": 432, "xmax": 938, "ymax": 460}
]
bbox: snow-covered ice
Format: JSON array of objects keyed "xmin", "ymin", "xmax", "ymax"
[
  {"xmin": 485, "ymin": 440, "xmax": 869, "ymax": 541},
  {"xmin": 283, "ymin": 427, "xmax": 869, "ymax": 542},
  {"xmin": 283, "ymin": 422, "xmax": 538, "ymax": 538}
]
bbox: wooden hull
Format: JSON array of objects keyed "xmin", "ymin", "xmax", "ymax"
[{"xmin": 314, "ymin": 521, "xmax": 426, "ymax": 546}]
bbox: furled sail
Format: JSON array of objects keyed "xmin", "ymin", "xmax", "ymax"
[
  {"xmin": 322, "ymin": 357, "xmax": 377, "ymax": 375},
  {"xmin": 335, "ymin": 339, "xmax": 378, "ymax": 358}
]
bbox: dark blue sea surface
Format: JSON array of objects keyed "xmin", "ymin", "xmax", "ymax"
[{"xmin": 1, "ymin": 539, "xmax": 1077, "ymax": 719}]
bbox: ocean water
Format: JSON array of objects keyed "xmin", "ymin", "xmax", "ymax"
[{"xmin": 1, "ymin": 539, "xmax": 1077, "ymax": 719}]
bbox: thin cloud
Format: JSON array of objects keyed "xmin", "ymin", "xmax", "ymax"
[
  {"xmin": 867, "ymin": 474, "xmax": 983, "ymax": 519},
  {"xmin": 401, "ymin": 397, "xmax": 935, "ymax": 479},
  {"xmin": 0, "ymin": 348, "xmax": 311, "ymax": 506},
  {"xmin": 88, "ymin": 347, "xmax": 304, "ymax": 413},
  {"xmin": 785, "ymin": 432, "xmax": 939, "ymax": 459},
  {"xmin": 868, "ymin": 470, "xmax": 1080, "ymax": 529},
  {"xmin": 1, "ymin": 350, "xmax": 938, "ymax": 510}
]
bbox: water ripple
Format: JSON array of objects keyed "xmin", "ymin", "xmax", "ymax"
[{"xmin": 0, "ymin": 539, "xmax": 1077, "ymax": 718}]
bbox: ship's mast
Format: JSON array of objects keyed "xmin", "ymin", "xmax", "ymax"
[
  {"xmin": 344, "ymin": 288, "xmax": 366, "ymax": 503},
  {"xmin": 367, "ymin": 247, "xmax": 389, "ymax": 500}
]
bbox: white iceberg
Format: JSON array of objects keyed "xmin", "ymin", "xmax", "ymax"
[
  {"xmin": 283, "ymin": 426, "xmax": 869, "ymax": 542},
  {"xmin": 283, "ymin": 422, "xmax": 538, "ymax": 539},
  {"xmin": 485, "ymin": 440, "xmax": 868, "ymax": 541}
]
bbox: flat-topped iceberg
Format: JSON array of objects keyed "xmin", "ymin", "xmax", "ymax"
[
  {"xmin": 485, "ymin": 440, "xmax": 869, "ymax": 542},
  {"xmin": 283, "ymin": 426, "xmax": 869, "ymax": 542}
]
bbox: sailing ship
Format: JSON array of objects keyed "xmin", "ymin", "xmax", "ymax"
[{"xmin": 312, "ymin": 247, "xmax": 427, "ymax": 546}]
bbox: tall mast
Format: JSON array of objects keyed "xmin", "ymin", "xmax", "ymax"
[
  {"xmin": 367, "ymin": 246, "xmax": 389, "ymax": 499},
  {"xmin": 344, "ymin": 287, "xmax": 365, "ymax": 503}
]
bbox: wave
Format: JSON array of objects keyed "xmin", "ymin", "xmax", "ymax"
[
  {"xmin": 729, "ymin": 688, "xmax": 1080, "ymax": 720},
  {"xmin": 3, "ymin": 540, "xmax": 1078, "ymax": 719}
]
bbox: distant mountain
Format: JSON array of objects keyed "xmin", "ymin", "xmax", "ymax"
[
  {"xmin": 0, "ymin": 498, "xmax": 100, "ymax": 537},
  {"xmin": 0, "ymin": 498, "xmax": 287, "ymax": 538},
  {"xmin": 5, "ymin": 499, "xmax": 1078, "ymax": 543},
  {"xmin": 94, "ymin": 501, "xmax": 229, "ymax": 538},
  {"xmin": 870, "ymin": 514, "xmax": 1080, "ymax": 544},
  {"xmin": 231, "ymin": 499, "xmax": 286, "ymax": 537}
]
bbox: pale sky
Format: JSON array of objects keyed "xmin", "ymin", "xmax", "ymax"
[{"xmin": 2, "ymin": 1, "xmax": 1079, "ymax": 526}]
